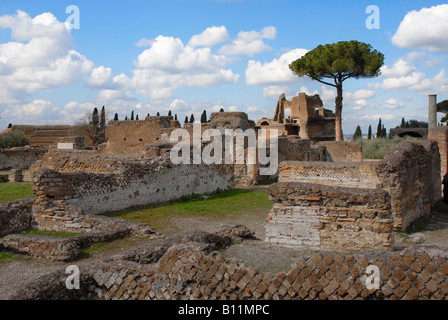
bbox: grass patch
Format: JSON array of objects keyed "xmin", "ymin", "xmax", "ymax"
[
  {"xmin": 105, "ymin": 189, "xmax": 273, "ymax": 233},
  {"xmin": 0, "ymin": 182, "xmax": 34, "ymax": 203},
  {"xmin": 352, "ymin": 136, "xmax": 420, "ymax": 159},
  {"xmin": 0, "ymin": 250, "xmax": 25, "ymax": 263},
  {"xmin": 19, "ymin": 230, "xmax": 78, "ymax": 238}
]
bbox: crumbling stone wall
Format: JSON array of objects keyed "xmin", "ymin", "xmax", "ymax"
[
  {"xmin": 375, "ymin": 140, "xmax": 441, "ymax": 230},
  {"xmin": 0, "ymin": 146, "xmax": 47, "ymax": 170},
  {"xmin": 0, "ymin": 198, "xmax": 34, "ymax": 237},
  {"xmin": 266, "ymin": 141, "xmax": 441, "ymax": 251},
  {"xmin": 32, "ymin": 155, "xmax": 234, "ymax": 218}
]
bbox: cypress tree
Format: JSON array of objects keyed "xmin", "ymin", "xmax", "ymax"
[
  {"xmin": 157, "ymin": 112, "xmax": 160, "ymax": 116},
  {"xmin": 190, "ymin": 114, "xmax": 195, "ymax": 123},
  {"xmin": 184, "ymin": 116, "xmax": 188, "ymax": 124},
  {"xmin": 367, "ymin": 125, "xmax": 372, "ymax": 140},
  {"xmin": 136, "ymin": 114, "xmax": 139, "ymax": 121},
  {"xmin": 353, "ymin": 125, "xmax": 362, "ymax": 140},
  {"xmin": 201, "ymin": 110, "xmax": 207, "ymax": 123},
  {"xmin": 92, "ymin": 108, "xmax": 99, "ymax": 128},
  {"xmin": 175, "ymin": 114, "xmax": 178, "ymax": 121},
  {"xmin": 130, "ymin": 111, "xmax": 134, "ymax": 121},
  {"xmin": 114, "ymin": 113, "xmax": 119, "ymax": 121},
  {"xmin": 220, "ymin": 108, "xmax": 224, "ymax": 112},
  {"xmin": 168, "ymin": 110, "xmax": 172, "ymax": 116},
  {"xmin": 99, "ymin": 106, "xmax": 106, "ymax": 129},
  {"xmin": 381, "ymin": 125, "xmax": 387, "ymax": 138},
  {"xmin": 376, "ymin": 118, "xmax": 382, "ymax": 138}
]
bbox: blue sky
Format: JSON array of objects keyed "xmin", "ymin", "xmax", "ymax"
[{"xmin": 0, "ymin": 0, "xmax": 447, "ymax": 134}]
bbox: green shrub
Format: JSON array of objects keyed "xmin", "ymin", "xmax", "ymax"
[
  {"xmin": 352, "ymin": 136, "xmax": 419, "ymax": 159},
  {"xmin": 0, "ymin": 130, "xmax": 29, "ymax": 149}
]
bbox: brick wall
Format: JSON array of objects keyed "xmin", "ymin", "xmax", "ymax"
[{"xmin": 265, "ymin": 183, "xmax": 393, "ymax": 251}]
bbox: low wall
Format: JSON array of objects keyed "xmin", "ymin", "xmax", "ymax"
[
  {"xmin": 0, "ymin": 198, "xmax": 34, "ymax": 237},
  {"xmin": 32, "ymin": 156, "xmax": 234, "ymax": 221},
  {"xmin": 11, "ymin": 240, "xmax": 448, "ymax": 300},
  {"xmin": 0, "ymin": 147, "xmax": 47, "ymax": 170}
]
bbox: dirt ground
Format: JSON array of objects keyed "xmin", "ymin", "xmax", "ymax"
[{"xmin": 1, "ymin": 195, "xmax": 448, "ymax": 300}]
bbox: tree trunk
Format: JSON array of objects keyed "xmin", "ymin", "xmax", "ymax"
[{"xmin": 335, "ymin": 84, "xmax": 343, "ymax": 141}]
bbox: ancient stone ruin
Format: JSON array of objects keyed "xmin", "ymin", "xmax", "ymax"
[
  {"xmin": 1, "ymin": 97, "xmax": 448, "ymax": 300},
  {"xmin": 257, "ymin": 92, "xmax": 336, "ymax": 142}
]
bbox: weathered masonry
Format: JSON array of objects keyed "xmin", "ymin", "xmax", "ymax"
[{"xmin": 265, "ymin": 140, "xmax": 441, "ymax": 252}]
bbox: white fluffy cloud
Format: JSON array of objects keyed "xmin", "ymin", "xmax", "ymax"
[
  {"xmin": 218, "ymin": 26, "xmax": 276, "ymax": 56},
  {"xmin": 392, "ymin": 4, "xmax": 448, "ymax": 52},
  {"xmin": 188, "ymin": 26, "xmax": 230, "ymax": 47},
  {"xmin": 132, "ymin": 35, "xmax": 239, "ymax": 100},
  {"xmin": 0, "ymin": 10, "xmax": 93, "ymax": 105},
  {"xmin": 371, "ymin": 55, "xmax": 448, "ymax": 94},
  {"xmin": 245, "ymin": 48, "xmax": 308, "ymax": 85}
]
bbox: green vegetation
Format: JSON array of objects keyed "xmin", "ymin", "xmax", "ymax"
[
  {"xmin": 105, "ymin": 189, "xmax": 273, "ymax": 233},
  {"xmin": 19, "ymin": 230, "xmax": 78, "ymax": 238},
  {"xmin": 352, "ymin": 136, "xmax": 419, "ymax": 159},
  {"xmin": 353, "ymin": 125, "xmax": 362, "ymax": 140},
  {"xmin": 0, "ymin": 250, "xmax": 25, "ymax": 263},
  {"xmin": 289, "ymin": 40, "xmax": 384, "ymax": 141},
  {"xmin": 399, "ymin": 118, "xmax": 428, "ymax": 129},
  {"xmin": 0, "ymin": 182, "xmax": 34, "ymax": 203},
  {"xmin": 0, "ymin": 130, "xmax": 29, "ymax": 149}
]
